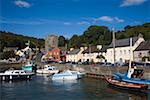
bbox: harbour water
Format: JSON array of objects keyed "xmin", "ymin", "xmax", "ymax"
[{"xmin": 0, "ymin": 75, "xmax": 150, "ymax": 100}]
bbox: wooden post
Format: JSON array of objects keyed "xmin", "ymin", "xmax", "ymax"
[
  {"xmin": 27, "ymin": 75, "xmax": 30, "ymax": 79},
  {"xmin": 2, "ymin": 76, "xmax": 5, "ymax": 80},
  {"xmin": 10, "ymin": 75, "xmax": 12, "ymax": 80}
]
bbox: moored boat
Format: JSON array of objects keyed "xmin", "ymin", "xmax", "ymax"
[
  {"xmin": 0, "ymin": 69, "xmax": 34, "ymax": 80},
  {"xmin": 51, "ymin": 70, "xmax": 82, "ymax": 80},
  {"xmin": 36, "ymin": 65, "xmax": 59, "ymax": 74},
  {"xmin": 22, "ymin": 61, "xmax": 35, "ymax": 72},
  {"xmin": 106, "ymin": 77, "xmax": 148, "ymax": 90}
]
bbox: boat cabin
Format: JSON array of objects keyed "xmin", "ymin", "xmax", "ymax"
[{"xmin": 131, "ymin": 68, "xmax": 144, "ymax": 78}]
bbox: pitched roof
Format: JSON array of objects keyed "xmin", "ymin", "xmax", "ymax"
[
  {"xmin": 99, "ymin": 45, "xmax": 108, "ymax": 52},
  {"xmin": 108, "ymin": 37, "xmax": 139, "ymax": 48},
  {"xmin": 134, "ymin": 41, "xmax": 150, "ymax": 51},
  {"xmin": 82, "ymin": 45, "xmax": 108, "ymax": 54},
  {"xmin": 68, "ymin": 49, "xmax": 80, "ymax": 55},
  {"xmin": 82, "ymin": 46, "xmax": 99, "ymax": 54}
]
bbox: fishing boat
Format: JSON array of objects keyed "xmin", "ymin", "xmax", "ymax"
[
  {"xmin": 106, "ymin": 77, "xmax": 148, "ymax": 90},
  {"xmin": 36, "ymin": 65, "xmax": 59, "ymax": 74},
  {"xmin": 106, "ymin": 28, "xmax": 149, "ymax": 90},
  {"xmin": 114, "ymin": 37, "xmax": 150, "ymax": 86},
  {"xmin": 51, "ymin": 70, "xmax": 83, "ymax": 80}
]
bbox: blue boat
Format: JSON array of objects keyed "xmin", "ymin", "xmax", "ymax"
[{"xmin": 114, "ymin": 71, "xmax": 150, "ymax": 85}]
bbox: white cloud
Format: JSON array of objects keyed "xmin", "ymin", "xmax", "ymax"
[
  {"xmin": 63, "ymin": 22, "xmax": 72, "ymax": 25},
  {"xmin": 97, "ymin": 16, "xmax": 113, "ymax": 22},
  {"xmin": 120, "ymin": 0, "xmax": 147, "ymax": 7},
  {"xmin": 77, "ymin": 21, "xmax": 90, "ymax": 25},
  {"xmin": 89, "ymin": 16, "xmax": 125, "ymax": 24},
  {"xmin": 14, "ymin": 0, "xmax": 31, "ymax": 8},
  {"xmin": 114, "ymin": 17, "xmax": 124, "ymax": 23}
]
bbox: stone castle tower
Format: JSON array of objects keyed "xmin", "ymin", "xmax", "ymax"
[{"xmin": 45, "ymin": 35, "xmax": 58, "ymax": 52}]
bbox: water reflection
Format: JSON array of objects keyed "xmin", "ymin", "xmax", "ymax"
[
  {"xmin": 1, "ymin": 75, "xmax": 150, "ymax": 100},
  {"xmin": 52, "ymin": 79, "xmax": 78, "ymax": 91},
  {"xmin": 107, "ymin": 85, "xmax": 148, "ymax": 100}
]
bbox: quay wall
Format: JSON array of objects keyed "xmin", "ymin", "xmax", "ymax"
[
  {"xmin": 1, "ymin": 62, "xmax": 150, "ymax": 79},
  {"xmin": 50, "ymin": 63, "xmax": 150, "ymax": 79}
]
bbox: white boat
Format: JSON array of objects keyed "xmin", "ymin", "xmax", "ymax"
[
  {"xmin": 69, "ymin": 71, "xmax": 85, "ymax": 79},
  {"xmin": 36, "ymin": 65, "xmax": 59, "ymax": 74},
  {"xmin": 0, "ymin": 69, "xmax": 34, "ymax": 80},
  {"xmin": 2, "ymin": 70, "xmax": 34, "ymax": 75},
  {"xmin": 51, "ymin": 70, "xmax": 84, "ymax": 80}
]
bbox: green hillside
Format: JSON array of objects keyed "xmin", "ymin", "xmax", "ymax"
[{"xmin": 0, "ymin": 31, "xmax": 45, "ymax": 52}]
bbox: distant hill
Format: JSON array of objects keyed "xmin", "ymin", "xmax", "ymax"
[
  {"xmin": 0, "ymin": 31, "xmax": 45, "ymax": 52},
  {"xmin": 1, "ymin": 22, "xmax": 150, "ymax": 51}
]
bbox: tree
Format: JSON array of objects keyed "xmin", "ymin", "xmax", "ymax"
[
  {"xmin": 81, "ymin": 25, "xmax": 111, "ymax": 45},
  {"xmin": 0, "ymin": 51, "xmax": 16, "ymax": 60},
  {"xmin": 0, "ymin": 31, "xmax": 45, "ymax": 50},
  {"xmin": 68, "ymin": 34, "xmax": 81, "ymax": 48},
  {"xmin": 58, "ymin": 36, "xmax": 66, "ymax": 47}
]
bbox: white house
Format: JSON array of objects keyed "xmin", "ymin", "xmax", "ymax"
[
  {"xmin": 66, "ymin": 47, "xmax": 86, "ymax": 62},
  {"xmin": 81, "ymin": 45, "xmax": 107, "ymax": 63},
  {"xmin": 106, "ymin": 34, "xmax": 145, "ymax": 64},
  {"xmin": 134, "ymin": 40, "xmax": 150, "ymax": 63}
]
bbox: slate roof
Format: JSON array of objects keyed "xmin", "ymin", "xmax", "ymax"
[
  {"xmin": 108, "ymin": 37, "xmax": 138, "ymax": 48},
  {"xmin": 68, "ymin": 49, "xmax": 80, "ymax": 55},
  {"xmin": 82, "ymin": 46, "xmax": 99, "ymax": 54},
  {"xmin": 82, "ymin": 45, "xmax": 108, "ymax": 54},
  {"xmin": 134, "ymin": 41, "xmax": 150, "ymax": 51},
  {"xmin": 99, "ymin": 45, "xmax": 108, "ymax": 52}
]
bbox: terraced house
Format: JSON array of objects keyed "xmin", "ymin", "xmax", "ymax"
[
  {"xmin": 106, "ymin": 34, "xmax": 144, "ymax": 64},
  {"xmin": 134, "ymin": 40, "xmax": 150, "ymax": 63},
  {"xmin": 81, "ymin": 45, "xmax": 107, "ymax": 63},
  {"xmin": 66, "ymin": 47, "xmax": 85, "ymax": 63}
]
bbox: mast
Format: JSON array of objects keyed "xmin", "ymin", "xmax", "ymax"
[
  {"xmin": 127, "ymin": 37, "xmax": 133, "ymax": 78},
  {"xmin": 112, "ymin": 27, "xmax": 116, "ymax": 67},
  {"xmin": 89, "ymin": 44, "xmax": 91, "ymax": 62},
  {"xmin": 129, "ymin": 38, "xmax": 132, "ymax": 70}
]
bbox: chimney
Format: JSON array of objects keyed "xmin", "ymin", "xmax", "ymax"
[
  {"xmin": 70, "ymin": 48, "xmax": 74, "ymax": 51},
  {"xmin": 97, "ymin": 45, "xmax": 102, "ymax": 50}
]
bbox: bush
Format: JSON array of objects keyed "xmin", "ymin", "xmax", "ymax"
[{"xmin": 0, "ymin": 50, "xmax": 16, "ymax": 60}]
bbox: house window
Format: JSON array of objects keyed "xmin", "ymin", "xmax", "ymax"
[
  {"xmin": 138, "ymin": 52, "xmax": 142, "ymax": 58},
  {"xmin": 128, "ymin": 50, "xmax": 130, "ymax": 54},
  {"xmin": 120, "ymin": 50, "xmax": 122, "ymax": 55},
  {"xmin": 124, "ymin": 50, "xmax": 126, "ymax": 54}
]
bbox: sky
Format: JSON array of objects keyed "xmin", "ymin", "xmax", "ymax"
[{"xmin": 0, "ymin": 0, "xmax": 150, "ymax": 39}]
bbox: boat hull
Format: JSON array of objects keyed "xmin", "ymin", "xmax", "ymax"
[
  {"xmin": 36, "ymin": 69, "xmax": 59, "ymax": 74},
  {"xmin": 22, "ymin": 66, "xmax": 33, "ymax": 72},
  {"xmin": 106, "ymin": 78, "xmax": 148, "ymax": 90},
  {"xmin": 114, "ymin": 73, "xmax": 150, "ymax": 85},
  {"xmin": 52, "ymin": 75, "xmax": 78, "ymax": 80}
]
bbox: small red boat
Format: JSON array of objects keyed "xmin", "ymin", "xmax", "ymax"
[{"xmin": 106, "ymin": 78, "xmax": 148, "ymax": 90}]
